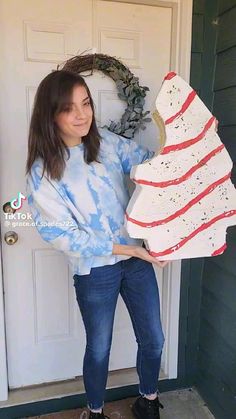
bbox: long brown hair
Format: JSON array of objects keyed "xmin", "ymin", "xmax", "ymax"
[{"xmin": 26, "ymin": 70, "xmax": 101, "ymax": 181}]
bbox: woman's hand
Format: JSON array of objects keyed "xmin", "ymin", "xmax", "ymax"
[
  {"xmin": 112, "ymin": 243, "xmax": 169, "ymax": 268},
  {"xmin": 133, "ymin": 246, "xmax": 169, "ymax": 268}
]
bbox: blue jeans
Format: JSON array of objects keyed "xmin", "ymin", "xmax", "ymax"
[{"xmin": 73, "ymin": 256, "xmax": 165, "ymax": 410}]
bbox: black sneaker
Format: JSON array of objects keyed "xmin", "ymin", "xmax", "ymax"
[
  {"xmin": 132, "ymin": 395, "xmax": 164, "ymax": 419},
  {"xmin": 89, "ymin": 409, "xmax": 110, "ymax": 419}
]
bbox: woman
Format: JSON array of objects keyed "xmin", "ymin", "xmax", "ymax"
[{"xmin": 26, "ymin": 70, "xmax": 167, "ymax": 419}]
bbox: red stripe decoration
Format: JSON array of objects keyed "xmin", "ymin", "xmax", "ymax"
[
  {"xmin": 211, "ymin": 243, "xmax": 227, "ymax": 256},
  {"xmin": 164, "ymin": 72, "xmax": 176, "ymax": 80},
  {"xmin": 161, "ymin": 116, "xmax": 216, "ymax": 154},
  {"xmin": 165, "ymin": 90, "xmax": 197, "ymax": 125},
  {"xmin": 148, "ymin": 211, "xmax": 236, "ymax": 257},
  {"xmin": 132, "ymin": 144, "xmax": 224, "ymax": 188},
  {"xmin": 126, "ymin": 172, "xmax": 231, "ymax": 228}
]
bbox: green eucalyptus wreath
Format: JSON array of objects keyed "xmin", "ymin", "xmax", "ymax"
[{"xmin": 61, "ymin": 53, "xmax": 151, "ymax": 138}]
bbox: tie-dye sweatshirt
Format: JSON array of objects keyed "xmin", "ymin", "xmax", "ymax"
[{"xmin": 26, "ymin": 128, "xmax": 155, "ymax": 275}]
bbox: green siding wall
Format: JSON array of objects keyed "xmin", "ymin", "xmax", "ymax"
[
  {"xmin": 190, "ymin": 0, "xmax": 204, "ymax": 95},
  {"xmin": 213, "ymin": 1, "xmax": 236, "ymax": 187},
  {"xmin": 190, "ymin": 1, "xmax": 236, "ymax": 418}
]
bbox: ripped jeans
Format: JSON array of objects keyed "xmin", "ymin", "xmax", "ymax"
[{"xmin": 73, "ymin": 256, "xmax": 165, "ymax": 410}]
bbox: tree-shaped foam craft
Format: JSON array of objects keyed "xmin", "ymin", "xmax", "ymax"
[{"xmin": 125, "ymin": 72, "xmax": 236, "ymax": 259}]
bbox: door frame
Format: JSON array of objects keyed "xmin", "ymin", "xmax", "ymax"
[
  {"xmin": 0, "ymin": 245, "xmax": 8, "ymax": 400},
  {"xmin": 0, "ymin": 0, "xmax": 193, "ymax": 401}
]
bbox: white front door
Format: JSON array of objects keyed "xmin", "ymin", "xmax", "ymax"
[{"xmin": 0, "ymin": 0, "xmax": 192, "ymax": 395}]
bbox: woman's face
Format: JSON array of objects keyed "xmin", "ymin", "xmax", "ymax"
[{"xmin": 55, "ymin": 84, "xmax": 93, "ymax": 147}]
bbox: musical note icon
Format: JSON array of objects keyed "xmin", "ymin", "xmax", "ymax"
[{"xmin": 10, "ymin": 192, "xmax": 26, "ymax": 210}]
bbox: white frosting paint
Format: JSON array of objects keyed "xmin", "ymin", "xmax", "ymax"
[{"xmin": 126, "ymin": 73, "xmax": 236, "ymax": 259}]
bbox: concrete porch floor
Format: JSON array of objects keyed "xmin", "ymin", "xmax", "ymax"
[{"xmin": 26, "ymin": 388, "xmax": 215, "ymax": 419}]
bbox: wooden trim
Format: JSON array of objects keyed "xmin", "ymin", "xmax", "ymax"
[
  {"xmin": 162, "ymin": 260, "xmax": 182, "ymax": 378},
  {"xmin": 101, "ymin": 0, "xmax": 178, "ymax": 7},
  {"xmin": 177, "ymin": 0, "xmax": 193, "ymax": 81},
  {"xmin": 0, "ymin": 244, "xmax": 8, "ymax": 401}
]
